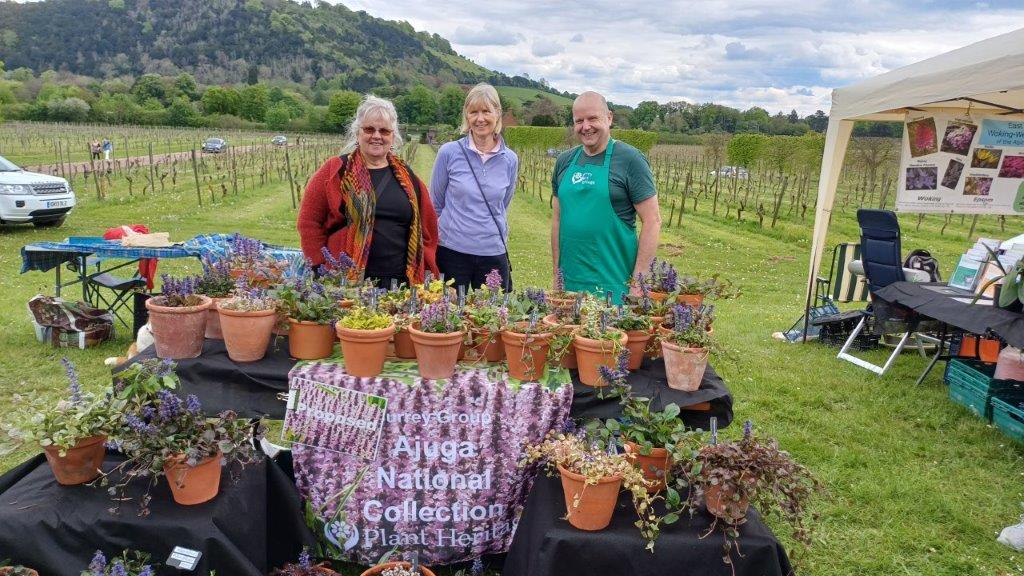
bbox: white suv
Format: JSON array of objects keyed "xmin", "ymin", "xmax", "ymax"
[{"xmin": 0, "ymin": 155, "xmax": 75, "ymax": 227}]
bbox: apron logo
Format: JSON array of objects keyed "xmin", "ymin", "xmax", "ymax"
[{"xmin": 571, "ymin": 172, "xmax": 594, "ymax": 185}]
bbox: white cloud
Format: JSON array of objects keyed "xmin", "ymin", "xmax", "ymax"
[
  {"xmin": 451, "ymin": 24, "xmax": 521, "ymax": 46},
  {"xmin": 331, "ymin": 1, "xmax": 1024, "ymax": 114},
  {"xmin": 532, "ymin": 38, "xmax": 565, "ymax": 57}
]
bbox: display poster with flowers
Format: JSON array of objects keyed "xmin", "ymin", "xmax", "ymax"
[
  {"xmin": 896, "ymin": 113, "xmax": 1024, "ymax": 214},
  {"xmin": 287, "ymin": 359, "xmax": 574, "ymax": 565}
]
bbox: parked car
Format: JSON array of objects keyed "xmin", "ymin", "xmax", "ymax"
[
  {"xmin": 0, "ymin": 154, "xmax": 75, "ymax": 227},
  {"xmin": 709, "ymin": 166, "xmax": 749, "ymax": 179},
  {"xmin": 271, "ymin": 135, "xmax": 288, "ymax": 146},
  {"xmin": 201, "ymin": 137, "xmax": 227, "ymax": 153}
]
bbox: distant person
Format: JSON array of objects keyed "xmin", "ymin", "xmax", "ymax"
[
  {"xmin": 429, "ymin": 83, "xmax": 517, "ymax": 293},
  {"xmin": 90, "ymin": 140, "xmax": 101, "ymax": 161},
  {"xmin": 550, "ymin": 91, "xmax": 662, "ymax": 303},
  {"xmin": 102, "ymin": 138, "xmax": 112, "ymax": 161},
  {"xmin": 297, "ymin": 95, "xmax": 439, "ymax": 288}
]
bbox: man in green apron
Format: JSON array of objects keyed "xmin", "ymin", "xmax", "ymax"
[{"xmin": 551, "ymin": 91, "xmax": 662, "ymax": 303}]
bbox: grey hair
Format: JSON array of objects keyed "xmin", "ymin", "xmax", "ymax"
[{"xmin": 340, "ymin": 94, "xmax": 405, "ymax": 154}]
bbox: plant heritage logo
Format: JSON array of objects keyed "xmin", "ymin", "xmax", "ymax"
[{"xmin": 571, "ymin": 171, "xmax": 594, "ymax": 186}]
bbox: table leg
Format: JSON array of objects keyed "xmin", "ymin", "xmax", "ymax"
[{"xmin": 916, "ymin": 323, "xmax": 948, "ymax": 386}]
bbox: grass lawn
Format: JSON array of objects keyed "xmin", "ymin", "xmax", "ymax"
[{"xmin": 1, "ymin": 143, "xmax": 1023, "ymax": 575}]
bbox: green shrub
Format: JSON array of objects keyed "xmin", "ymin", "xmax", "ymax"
[{"xmin": 610, "ymin": 129, "xmax": 658, "ymax": 154}]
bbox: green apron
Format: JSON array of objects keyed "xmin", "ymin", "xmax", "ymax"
[{"xmin": 557, "ymin": 139, "xmax": 638, "ymax": 304}]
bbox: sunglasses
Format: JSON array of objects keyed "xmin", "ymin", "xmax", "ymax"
[{"xmin": 361, "ymin": 126, "xmax": 394, "ymax": 136}]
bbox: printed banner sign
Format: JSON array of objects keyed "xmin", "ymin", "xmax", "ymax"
[
  {"xmin": 288, "ymin": 359, "xmax": 573, "ymax": 565},
  {"xmin": 284, "ymin": 377, "xmax": 388, "ymax": 460},
  {"xmin": 896, "ymin": 113, "xmax": 1024, "ymax": 214}
]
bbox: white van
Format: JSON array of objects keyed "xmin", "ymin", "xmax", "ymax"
[{"xmin": 0, "ymin": 155, "xmax": 75, "ymax": 227}]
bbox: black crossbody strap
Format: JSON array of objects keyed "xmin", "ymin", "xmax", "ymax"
[{"xmin": 458, "ymin": 140, "xmax": 510, "ymax": 257}]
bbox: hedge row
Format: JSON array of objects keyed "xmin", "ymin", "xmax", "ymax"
[{"xmin": 502, "ymin": 126, "xmax": 659, "ymax": 155}]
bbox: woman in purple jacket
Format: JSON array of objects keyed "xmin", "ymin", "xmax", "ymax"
[{"xmin": 429, "ymin": 83, "xmax": 518, "ymax": 293}]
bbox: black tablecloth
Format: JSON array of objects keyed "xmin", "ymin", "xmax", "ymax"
[
  {"xmin": 0, "ymin": 452, "xmax": 309, "ymax": 575},
  {"xmin": 876, "ymin": 282, "xmax": 1024, "ymax": 348},
  {"xmin": 124, "ymin": 340, "xmax": 733, "ymax": 429},
  {"xmin": 503, "ymin": 473, "xmax": 793, "ymax": 576}
]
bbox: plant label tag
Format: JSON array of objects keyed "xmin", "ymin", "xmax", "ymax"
[
  {"xmin": 166, "ymin": 546, "xmax": 201, "ymax": 570},
  {"xmin": 287, "ymin": 389, "xmax": 298, "ymax": 410}
]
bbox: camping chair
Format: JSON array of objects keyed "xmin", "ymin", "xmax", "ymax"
[
  {"xmin": 836, "ymin": 209, "xmax": 939, "ymax": 375},
  {"xmin": 778, "ymin": 243, "xmax": 868, "ymax": 342},
  {"xmin": 83, "ymin": 271, "xmax": 145, "ymax": 331}
]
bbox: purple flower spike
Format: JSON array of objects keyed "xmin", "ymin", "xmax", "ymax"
[
  {"xmin": 89, "ymin": 550, "xmax": 107, "ymax": 574},
  {"xmin": 485, "ymin": 268, "xmax": 503, "ymax": 292},
  {"xmin": 61, "ymin": 357, "xmax": 82, "ymax": 404}
]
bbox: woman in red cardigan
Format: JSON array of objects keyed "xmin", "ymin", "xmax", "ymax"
[{"xmin": 297, "ymin": 95, "xmax": 439, "ymax": 287}]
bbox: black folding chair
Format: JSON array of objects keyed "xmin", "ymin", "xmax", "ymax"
[{"xmin": 837, "ymin": 210, "xmax": 939, "ymax": 375}]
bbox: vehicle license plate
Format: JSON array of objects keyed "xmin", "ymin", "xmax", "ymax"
[{"xmin": 47, "ymin": 200, "xmax": 68, "ymax": 208}]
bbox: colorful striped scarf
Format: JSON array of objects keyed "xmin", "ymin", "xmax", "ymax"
[{"xmin": 337, "ymin": 148, "xmax": 424, "ymax": 281}]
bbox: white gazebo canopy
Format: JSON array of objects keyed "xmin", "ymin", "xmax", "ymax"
[{"xmin": 804, "ymin": 27, "xmax": 1024, "ymax": 321}]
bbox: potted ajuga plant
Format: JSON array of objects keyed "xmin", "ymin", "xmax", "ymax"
[
  {"xmin": 676, "ymin": 274, "xmax": 739, "ymax": 309},
  {"xmin": 81, "ymin": 549, "xmax": 156, "ymax": 576},
  {"xmin": 360, "ymin": 551, "xmax": 436, "ymax": 576},
  {"xmin": 380, "ymin": 286, "xmax": 418, "ymax": 359},
  {"xmin": 0, "ymin": 359, "xmax": 123, "ymax": 485},
  {"xmin": 465, "ymin": 273, "xmax": 508, "ymax": 362},
  {"xmin": 612, "ymin": 306, "xmax": 653, "ymax": 371},
  {"xmin": 195, "ymin": 255, "xmax": 236, "ymax": 340},
  {"xmin": 415, "ymin": 271, "xmax": 456, "ymax": 305},
  {"xmin": 546, "ymin": 268, "xmax": 577, "ymax": 316},
  {"xmin": 145, "ymin": 274, "xmax": 212, "ymax": 359},
  {"xmin": 675, "ymin": 421, "xmax": 820, "ymax": 571},
  {"xmin": 218, "ymin": 277, "xmax": 279, "ymax": 362},
  {"xmin": 637, "ymin": 258, "xmax": 680, "ymax": 302},
  {"xmin": 277, "ymin": 279, "xmax": 338, "ymax": 360},
  {"xmin": 337, "ymin": 303, "xmax": 396, "ymax": 378},
  {"xmin": 629, "ymin": 280, "xmax": 675, "ymax": 360},
  {"xmin": 522, "ymin": 430, "xmax": 662, "ymax": 549},
  {"xmin": 0, "ymin": 563, "xmax": 37, "ymax": 576},
  {"xmin": 102, "ymin": 365, "xmax": 264, "ymax": 509},
  {"xmin": 408, "ymin": 299, "xmax": 465, "ymax": 379},
  {"xmin": 316, "ymin": 247, "xmax": 363, "ymax": 308},
  {"xmin": 271, "ymin": 548, "xmax": 340, "ymax": 575},
  {"xmin": 573, "ymin": 306, "xmax": 627, "ymax": 387},
  {"xmin": 502, "ymin": 289, "xmax": 553, "ymax": 381},
  {"xmin": 659, "ymin": 305, "xmax": 717, "ymax": 392},
  {"xmin": 226, "ymin": 233, "xmax": 288, "ymax": 289},
  {"xmin": 543, "ymin": 294, "xmax": 582, "ymax": 369}
]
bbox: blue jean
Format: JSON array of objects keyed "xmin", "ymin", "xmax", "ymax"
[{"xmin": 436, "ymin": 245, "xmax": 512, "ymax": 294}]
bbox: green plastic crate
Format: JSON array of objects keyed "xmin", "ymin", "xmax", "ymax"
[
  {"xmin": 945, "ymin": 360, "xmax": 996, "ymax": 420},
  {"xmin": 991, "ymin": 397, "xmax": 1024, "ymax": 444}
]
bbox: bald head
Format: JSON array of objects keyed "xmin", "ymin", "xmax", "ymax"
[
  {"xmin": 573, "ymin": 91, "xmax": 610, "ymax": 114},
  {"xmin": 572, "ymin": 91, "xmax": 613, "ymax": 155}
]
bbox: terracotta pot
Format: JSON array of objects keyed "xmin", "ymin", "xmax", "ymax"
[
  {"xmin": 649, "ymin": 291, "xmax": 670, "ymax": 303},
  {"xmin": 359, "ymin": 562, "xmax": 436, "ymax": 576},
  {"xmin": 645, "ymin": 315, "xmax": 665, "ymax": 359},
  {"xmin": 393, "ymin": 327, "xmax": 417, "ymax": 359},
  {"xmin": 574, "ymin": 330, "xmax": 628, "ymax": 387},
  {"xmin": 339, "ymin": 299, "xmax": 355, "ymax": 309},
  {"xmin": 547, "ymin": 293, "xmax": 577, "ymax": 316},
  {"xmin": 408, "ymin": 324, "xmax": 464, "ymax": 379},
  {"xmin": 543, "ymin": 313, "xmax": 578, "ymax": 369},
  {"xmin": 163, "ymin": 452, "xmax": 222, "ymax": 506},
  {"xmin": 676, "ymin": 293, "xmax": 705, "ymax": 308},
  {"xmin": 557, "ymin": 464, "xmax": 622, "ymax": 531},
  {"xmin": 624, "ymin": 329, "xmax": 652, "ymax": 370},
  {"xmin": 624, "ymin": 441, "xmax": 671, "ymax": 494},
  {"xmin": 704, "ymin": 477, "xmax": 755, "ymax": 521},
  {"xmin": 289, "ymin": 319, "xmax": 336, "ymax": 360},
  {"xmin": 471, "ymin": 328, "xmax": 505, "ymax": 362},
  {"xmin": 217, "ymin": 304, "xmax": 277, "ymax": 362},
  {"xmin": 337, "ymin": 324, "xmax": 396, "ymax": 377},
  {"xmin": 661, "ymin": 341, "xmax": 708, "ymax": 391},
  {"xmin": 43, "ymin": 434, "xmax": 106, "ymax": 485},
  {"xmin": 0, "ymin": 568, "xmax": 39, "ymax": 576},
  {"xmin": 146, "ymin": 295, "xmax": 211, "ymax": 359},
  {"xmin": 995, "ymin": 346, "xmax": 1024, "ymax": 381},
  {"xmin": 501, "ymin": 328, "xmax": 552, "ymax": 381},
  {"xmin": 204, "ymin": 296, "xmax": 228, "ymax": 339}
]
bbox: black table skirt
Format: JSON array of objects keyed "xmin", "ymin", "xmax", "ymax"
[
  {"xmin": 503, "ymin": 473, "xmax": 793, "ymax": 576},
  {"xmin": 875, "ymin": 281, "xmax": 1024, "ymax": 348},
  {"xmin": 0, "ymin": 453, "xmax": 309, "ymax": 575},
  {"xmin": 124, "ymin": 339, "xmax": 733, "ymax": 429}
]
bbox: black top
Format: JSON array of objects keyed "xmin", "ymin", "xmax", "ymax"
[{"xmin": 366, "ymin": 166, "xmax": 413, "ymax": 279}]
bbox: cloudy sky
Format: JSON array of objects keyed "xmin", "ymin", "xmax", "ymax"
[{"xmin": 337, "ymin": 0, "xmax": 1024, "ymax": 115}]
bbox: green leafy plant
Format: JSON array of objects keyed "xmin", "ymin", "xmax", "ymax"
[
  {"xmin": 660, "ymin": 304, "xmax": 718, "ymax": 351},
  {"xmin": 219, "ymin": 280, "xmax": 277, "ymax": 312},
  {"xmin": 417, "ymin": 300, "xmax": 464, "ymax": 333},
  {"xmin": 276, "ymin": 280, "xmax": 338, "ymax": 324},
  {"xmin": 613, "ymin": 308, "xmax": 652, "ymax": 332},
  {"xmin": 1, "ymin": 358, "xmax": 123, "ymax": 456},
  {"xmin": 81, "ymin": 549, "xmax": 157, "ymax": 576},
  {"xmin": 338, "ymin": 306, "xmax": 392, "ymax": 330},
  {"xmin": 152, "ymin": 274, "xmax": 206, "ymax": 307},
  {"xmin": 0, "ymin": 559, "xmax": 38, "ymax": 575},
  {"xmin": 677, "ymin": 274, "xmax": 739, "ymax": 299},
  {"xmin": 195, "ymin": 255, "xmax": 235, "ymax": 298}
]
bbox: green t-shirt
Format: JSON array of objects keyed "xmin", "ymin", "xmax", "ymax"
[{"xmin": 551, "ymin": 140, "xmax": 657, "ymax": 228}]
